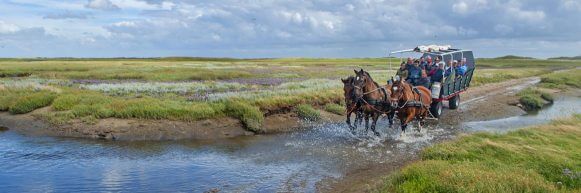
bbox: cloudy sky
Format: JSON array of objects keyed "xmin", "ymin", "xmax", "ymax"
[{"xmin": 0, "ymin": 0, "xmax": 580, "ymax": 58}]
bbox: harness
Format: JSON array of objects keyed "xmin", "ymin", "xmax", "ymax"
[
  {"xmin": 394, "ymin": 85, "xmax": 438, "ymax": 119},
  {"xmin": 353, "ymin": 84, "xmax": 391, "ymax": 114}
]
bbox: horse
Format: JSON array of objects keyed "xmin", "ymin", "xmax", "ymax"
[
  {"xmin": 389, "ymin": 78, "xmax": 432, "ymax": 133},
  {"xmin": 352, "ymin": 69, "xmax": 394, "ymax": 136},
  {"xmin": 341, "ymin": 76, "xmax": 364, "ymax": 131}
]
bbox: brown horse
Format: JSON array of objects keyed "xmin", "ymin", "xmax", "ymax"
[
  {"xmin": 352, "ymin": 69, "xmax": 394, "ymax": 136},
  {"xmin": 341, "ymin": 76, "xmax": 364, "ymax": 131},
  {"xmin": 390, "ymin": 78, "xmax": 432, "ymax": 133}
]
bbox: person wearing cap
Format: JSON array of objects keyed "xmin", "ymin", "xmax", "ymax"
[{"xmin": 430, "ymin": 62, "xmax": 444, "ymax": 83}]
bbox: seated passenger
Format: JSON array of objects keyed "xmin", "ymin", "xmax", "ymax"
[
  {"xmin": 420, "ymin": 57, "xmax": 428, "ymax": 70},
  {"xmin": 457, "ymin": 58, "xmax": 468, "ymax": 76},
  {"xmin": 444, "ymin": 60, "xmax": 455, "ymax": 78},
  {"xmin": 430, "ymin": 63, "xmax": 444, "ymax": 83},
  {"xmin": 396, "ymin": 62, "xmax": 408, "ymax": 80},
  {"xmin": 416, "ymin": 69, "xmax": 431, "ymax": 88},
  {"xmin": 406, "ymin": 60, "xmax": 422, "ymax": 85},
  {"xmin": 425, "ymin": 56, "xmax": 434, "ymax": 72}
]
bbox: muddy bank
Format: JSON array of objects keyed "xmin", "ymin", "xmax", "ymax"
[{"xmin": 0, "ymin": 107, "xmax": 344, "ymax": 141}]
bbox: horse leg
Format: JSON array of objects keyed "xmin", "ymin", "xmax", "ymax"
[
  {"xmin": 388, "ymin": 111, "xmax": 395, "ymax": 127},
  {"xmin": 364, "ymin": 113, "xmax": 370, "ymax": 133},
  {"xmin": 371, "ymin": 113, "xmax": 380, "ymax": 136},
  {"xmin": 346, "ymin": 110, "xmax": 355, "ymax": 132},
  {"xmin": 356, "ymin": 111, "xmax": 363, "ymax": 127},
  {"xmin": 401, "ymin": 110, "xmax": 415, "ymax": 133}
]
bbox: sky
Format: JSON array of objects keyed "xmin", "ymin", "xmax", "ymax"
[{"xmin": 0, "ymin": 0, "xmax": 580, "ymax": 58}]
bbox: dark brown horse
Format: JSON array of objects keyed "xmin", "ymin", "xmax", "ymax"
[
  {"xmin": 341, "ymin": 76, "xmax": 364, "ymax": 131},
  {"xmin": 352, "ymin": 69, "xmax": 394, "ymax": 136},
  {"xmin": 390, "ymin": 78, "xmax": 432, "ymax": 133}
]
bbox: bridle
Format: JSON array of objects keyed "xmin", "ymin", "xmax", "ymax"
[{"xmin": 352, "ymin": 76, "xmax": 391, "ymax": 114}]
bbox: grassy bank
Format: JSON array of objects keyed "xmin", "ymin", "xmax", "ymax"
[
  {"xmin": 0, "ymin": 58, "xmax": 579, "ymax": 132},
  {"xmin": 539, "ymin": 69, "xmax": 581, "ymax": 89},
  {"xmin": 378, "ymin": 115, "xmax": 581, "ymax": 193},
  {"xmin": 517, "ymin": 88, "xmax": 554, "ymax": 111}
]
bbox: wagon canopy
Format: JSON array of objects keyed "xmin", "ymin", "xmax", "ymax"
[{"xmin": 389, "ymin": 45, "xmax": 476, "ymax": 69}]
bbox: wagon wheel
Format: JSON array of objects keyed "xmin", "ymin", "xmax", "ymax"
[
  {"xmin": 430, "ymin": 101, "xmax": 442, "ymax": 118},
  {"xmin": 449, "ymin": 95, "xmax": 460, "ymax": 109}
]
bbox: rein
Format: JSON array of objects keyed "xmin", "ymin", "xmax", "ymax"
[{"xmin": 353, "ymin": 81, "xmax": 391, "ymax": 114}]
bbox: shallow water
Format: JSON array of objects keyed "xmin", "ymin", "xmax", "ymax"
[
  {"xmin": 0, "ymin": 96, "xmax": 578, "ymax": 192},
  {"xmin": 463, "ymin": 96, "xmax": 581, "ymax": 133}
]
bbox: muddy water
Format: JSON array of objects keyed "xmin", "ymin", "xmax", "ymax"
[{"xmin": 0, "ymin": 96, "xmax": 578, "ymax": 192}]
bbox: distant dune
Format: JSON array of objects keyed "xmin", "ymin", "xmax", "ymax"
[
  {"xmin": 494, "ymin": 55, "xmax": 535, "ymax": 60},
  {"xmin": 548, "ymin": 56, "xmax": 581, "ymax": 60}
]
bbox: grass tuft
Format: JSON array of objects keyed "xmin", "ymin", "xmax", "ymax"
[
  {"xmin": 224, "ymin": 100, "xmax": 264, "ymax": 132},
  {"xmin": 324, "ymin": 103, "xmax": 345, "ymax": 115},
  {"xmin": 296, "ymin": 104, "xmax": 321, "ymax": 121},
  {"xmin": 8, "ymin": 91, "xmax": 57, "ymax": 114},
  {"xmin": 517, "ymin": 88, "xmax": 553, "ymax": 111}
]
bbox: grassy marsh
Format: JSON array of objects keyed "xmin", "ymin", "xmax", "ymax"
[
  {"xmin": 378, "ymin": 115, "xmax": 581, "ymax": 193},
  {"xmin": 0, "ymin": 57, "xmax": 579, "ymax": 131}
]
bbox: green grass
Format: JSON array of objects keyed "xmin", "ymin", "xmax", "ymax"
[
  {"xmin": 378, "ymin": 114, "xmax": 581, "ymax": 193},
  {"xmin": 517, "ymin": 88, "xmax": 554, "ymax": 111},
  {"xmin": 0, "ymin": 58, "xmax": 579, "ymax": 131},
  {"xmin": 0, "ymin": 89, "xmax": 57, "ymax": 114},
  {"xmin": 224, "ymin": 100, "xmax": 264, "ymax": 132},
  {"xmin": 324, "ymin": 103, "xmax": 345, "ymax": 115},
  {"xmin": 539, "ymin": 69, "xmax": 581, "ymax": 89},
  {"xmin": 296, "ymin": 104, "xmax": 321, "ymax": 121}
]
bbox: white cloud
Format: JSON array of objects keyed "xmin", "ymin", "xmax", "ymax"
[
  {"xmin": 86, "ymin": 0, "xmax": 120, "ymax": 11},
  {"xmin": 0, "ymin": 0, "xmax": 580, "ymax": 58},
  {"xmin": 452, "ymin": 2, "xmax": 469, "ymax": 14},
  {"xmin": 561, "ymin": 0, "xmax": 581, "ymax": 11},
  {"xmin": 0, "ymin": 21, "xmax": 20, "ymax": 34}
]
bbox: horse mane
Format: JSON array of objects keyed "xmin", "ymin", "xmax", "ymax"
[{"xmin": 362, "ymin": 70, "xmax": 380, "ymax": 88}]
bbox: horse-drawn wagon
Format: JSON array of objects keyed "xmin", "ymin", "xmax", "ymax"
[
  {"xmin": 389, "ymin": 45, "xmax": 476, "ymax": 118},
  {"xmin": 343, "ymin": 45, "xmax": 476, "ymax": 135}
]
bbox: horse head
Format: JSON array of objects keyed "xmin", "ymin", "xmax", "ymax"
[
  {"xmin": 352, "ymin": 69, "xmax": 368, "ymax": 100},
  {"xmin": 342, "ymin": 76, "xmax": 356, "ymax": 108},
  {"xmin": 390, "ymin": 78, "xmax": 412, "ymax": 108}
]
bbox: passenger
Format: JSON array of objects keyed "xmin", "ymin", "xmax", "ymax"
[
  {"xmin": 416, "ymin": 69, "xmax": 431, "ymax": 88},
  {"xmin": 457, "ymin": 58, "xmax": 468, "ymax": 76},
  {"xmin": 420, "ymin": 57, "xmax": 428, "ymax": 70},
  {"xmin": 406, "ymin": 60, "xmax": 422, "ymax": 85},
  {"xmin": 430, "ymin": 63, "xmax": 444, "ymax": 83},
  {"xmin": 453, "ymin": 60, "xmax": 461, "ymax": 79},
  {"xmin": 396, "ymin": 62, "xmax": 408, "ymax": 80},
  {"xmin": 425, "ymin": 56, "xmax": 433, "ymax": 72},
  {"xmin": 435, "ymin": 56, "xmax": 445, "ymax": 69},
  {"xmin": 445, "ymin": 60, "xmax": 455, "ymax": 79},
  {"xmin": 428, "ymin": 62, "xmax": 438, "ymax": 77},
  {"xmin": 405, "ymin": 57, "xmax": 414, "ymax": 71}
]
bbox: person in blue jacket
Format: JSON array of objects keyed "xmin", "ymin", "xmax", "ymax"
[{"xmin": 406, "ymin": 60, "xmax": 422, "ymax": 85}]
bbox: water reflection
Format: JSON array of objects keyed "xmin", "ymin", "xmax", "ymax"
[{"xmin": 463, "ymin": 96, "xmax": 581, "ymax": 132}]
